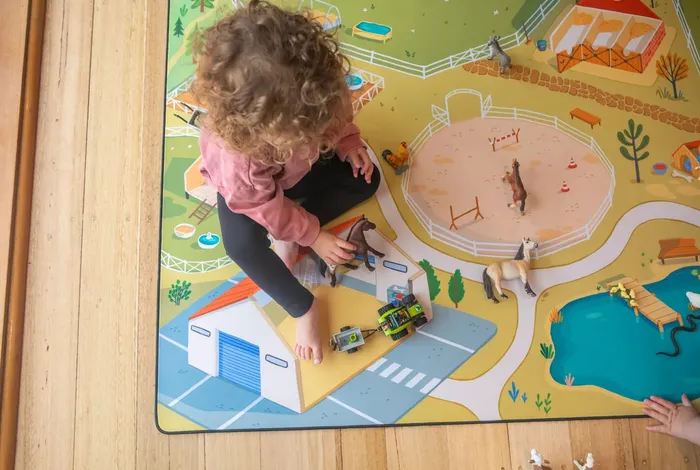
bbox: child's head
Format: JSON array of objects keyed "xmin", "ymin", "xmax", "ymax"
[{"xmin": 193, "ymin": 0, "xmax": 351, "ymax": 163}]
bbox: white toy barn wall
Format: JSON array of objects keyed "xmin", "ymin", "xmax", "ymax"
[
  {"xmin": 187, "ymin": 300, "xmax": 303, "ymax": 413},
  {"xmin": 368, "ymin": 230, "xmax": 422, "ymax": 304},
  {"xmin": 408, "ymin": 271, "xmax": 433, "ymax": 321}
]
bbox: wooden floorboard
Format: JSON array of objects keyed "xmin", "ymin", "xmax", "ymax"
[
  {"xmin": 569, "ymin": 419, "xmax": 635, "ymax": 470},
  {"xmin": 14, "ymin": 0, "xmax": 92, "ymax": 468},
  {"xmin": 10, "ymin": 0, "xmax": 700, "ymax": 468},
  {"xmin": 0, "ymin": 0, "xmax": 29, "ymax": 390},
  {"xmin": 71, "ymin": 0, "xmax": 145, "ymax": 466}
]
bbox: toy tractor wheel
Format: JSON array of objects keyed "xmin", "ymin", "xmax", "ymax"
[
  {"xmin": 378, "ymin": 303, "xmax": 395, "ymax": 315},
  {"xmin": 340, "ymin": 326, "xmax": 351, "ymax": 332},
  {"xmin": 347, "ymin": 347, "xmax": 359, "ymax": 354},
  {"xmin": 400, "ymin": 294, "xmax": 416, "ymax": 306},
  {"xmin": 413, "ymin": 315, "xmax": 428, "ymax": 327},
  {"xmin": 390, "ymin": 329, "xmax": 409, "ymax": 341}
]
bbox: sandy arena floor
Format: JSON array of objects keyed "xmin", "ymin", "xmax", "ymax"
[{"xmin": 407, "ymin": 118, "xmax": 613, "ymax": 244}]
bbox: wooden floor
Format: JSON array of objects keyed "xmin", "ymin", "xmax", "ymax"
[{"xmin": 9, "ymin": 0, "xmax": 700, "ymax": 468}]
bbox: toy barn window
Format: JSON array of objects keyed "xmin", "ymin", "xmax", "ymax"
[{"xmin": 265, "ymin": 355, "xmax": 288, "ymax": 368}]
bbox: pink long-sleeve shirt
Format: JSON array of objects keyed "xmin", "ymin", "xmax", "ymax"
[{"xmin": 198, "ymin": 119, "xmax": 365, "ymax": 247}]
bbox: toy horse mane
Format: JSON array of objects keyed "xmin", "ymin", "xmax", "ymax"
[
  {"xmin": 346, "ymin": 216, "xmax": 368, "ymax": 241},
  {"xmin": 514, "ymin": 243, "xmax": 525, "ymax": 261},
  {"xmin": 513, "ymin": 160, "xmax": 524, "ymax": 186}
]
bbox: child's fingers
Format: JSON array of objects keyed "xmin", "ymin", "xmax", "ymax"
[
  {"xmin": 681, "ymin": 394, "xmax": 692, "ymax": 407},
  {"xmin": 644, "ymin": 398, "xmax": 671, "ymax": 415},
  {"xmin": 642, "ymin": 407, "xmax": 668, "ymax": 424},
  {"xmin": 646, "ymin": 424, "xmax": 668, "ymax": 434},
  {"xmin": 649, "ymin": 396, "xmax": 675, "ymax": 411},
  {"xmin": 332, "ymin": 247, "xmax": 354, "ymax": 261},
  {"xmin": 335, "ymin": 238, "xmax": 356, "ymax": 251}
]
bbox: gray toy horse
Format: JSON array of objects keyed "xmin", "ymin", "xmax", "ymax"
[{"xmin": 487, "ymin": 35, "xmax": 512, "ymax": 74}]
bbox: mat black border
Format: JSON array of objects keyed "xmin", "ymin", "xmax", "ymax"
[{"xmin": 152, "ymin": 0, "xmax": 650, "ymax": 436}]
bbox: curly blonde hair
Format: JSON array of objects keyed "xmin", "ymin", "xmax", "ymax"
[{"xmin": 192, "ymin": 0, "xmax": 352, "ymax": 164}]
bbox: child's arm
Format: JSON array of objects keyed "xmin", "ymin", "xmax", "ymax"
[
  {"xmin": 228, "ymin": 175, "xmax": 320, "ymax": 246},
  {"xmin": 334, "ymin": 101, "xmax": 365, "ymax": 161}
]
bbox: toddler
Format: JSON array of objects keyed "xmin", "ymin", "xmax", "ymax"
[{"xmin": 192, "ymin": 0, "xmax": 380, "ymax": 365}]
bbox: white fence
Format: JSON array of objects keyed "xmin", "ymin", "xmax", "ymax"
[
  {"xmin": 402, "ymin": 89, "xmax": 616, "ymax": 259},
  {"xmin": 672, "ymin": 0, "xmax": 700, "ymax": 74},
  {"xmin": 350, "ymin": 67, "xmax": 384, "ymax": 114},
  {"xmin": 340, "ymin": 0, "xmax": 560, "ymax": 79},
  {"xmin": 165, "ymin": 126, "xmax": 200, "ymax": 137},
  {"xmin": 161, "ymin": 250, "xmax": 233, "ymax": 273}
]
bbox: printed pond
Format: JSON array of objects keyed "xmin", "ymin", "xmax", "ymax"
[{"xmin": 550, "ymin": 266, "xmax": 700, "ymax": 402}]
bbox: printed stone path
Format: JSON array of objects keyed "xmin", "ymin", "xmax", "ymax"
[{"xmin": 463, "ymin": 60, "xmax": 700, "ymax": 134}]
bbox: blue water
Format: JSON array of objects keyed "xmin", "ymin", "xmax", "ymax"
[
  {"xmin": 345, "ymin": 74, "xmax": 363, "ymax": 88},
  {"xmin": 356, "ymin": 21, "xmax": 391, "ymax": 35},
  {"xmin": 550, "ymin": 266, "xmax": 700, "ymax": 402}
]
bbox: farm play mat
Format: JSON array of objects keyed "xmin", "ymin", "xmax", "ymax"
[{"xmin": 157, "ymin": 0, "xmax": 700, "ymax": 433}]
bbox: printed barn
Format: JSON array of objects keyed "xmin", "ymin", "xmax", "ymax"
[{"xmin": 550, "ymin": 0, "xmax": 665, "ymax": 73}]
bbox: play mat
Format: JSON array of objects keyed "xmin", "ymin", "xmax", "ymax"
[{"xmin": 157, "ymin": 0, "xmax": 700, "ymax": 433}]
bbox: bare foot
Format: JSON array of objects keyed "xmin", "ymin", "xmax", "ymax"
[
  {"xmin": 294, "ymin": 297, "xmax": 323, "ymax": 364},
  {"xmin": 274, "ymin": 238, "xmax": 299, "ymax": 272}
]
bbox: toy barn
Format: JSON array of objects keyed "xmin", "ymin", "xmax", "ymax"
[
  {"xmin": 550, "ymin": 0, "xmax": 665, "ymax": 73},
  {"xmin": 186, "ymin": 217, "xmax": 433, "ymax": 412},
  {"xmin": 672, "ymin": 140, "xmax": 700, "ymax": 179}
]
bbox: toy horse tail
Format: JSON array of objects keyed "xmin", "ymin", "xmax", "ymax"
[
  {"xmin": 482, "ymin": 268, "xmax": 494, "ymax": 300},
  {"xmin": 520, "ymin": 199, "xmax": 526, "ymax": 213}
]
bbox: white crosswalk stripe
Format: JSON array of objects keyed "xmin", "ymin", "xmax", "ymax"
[
  {"xmin": 391, "ymin": 367, "xmax": 413, "ymax": 384},
  {"xmin": 405, "ymin": 372, "xmax": 426, "ymax": 389},
  {"xmin": 379, "ymin": 362, "xmax": 401, "ymax": 378},
  {"xmin": 420, "ymin": 378, "xmax": 442, "ymax": 394},
  {"xmin": 366, "ymin": 357, "xmax": 387, "ymax": 372}
]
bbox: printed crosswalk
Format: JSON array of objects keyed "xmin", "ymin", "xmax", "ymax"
[{"xmin": 366, "ymin": 358, "xmax": 440, "ymax": 394}]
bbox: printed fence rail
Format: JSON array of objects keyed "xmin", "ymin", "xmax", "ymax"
[
  {"xmin": 340, "ymin": 0, "xmax": 560, "ymax": 79},
  {"xmin": 402, "ymin": 89, "xmax": 615, "ymax": 259},
  {"xmin": 672, "ymin": 0, "xmax": 700, "ymax": 74},
  {"xmin": 165, "ymin": 126, "xmax": 200, "ymax": 138},
  {"xmin": 350, "ymin": 68, "xmax": 385, "ymax": 114},
  {"xmin": 161, "ymin": 250, "xmax": 233, "ymax": 273}
]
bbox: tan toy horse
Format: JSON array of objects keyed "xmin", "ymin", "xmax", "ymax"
[{"xmin": 483, "ymin": 237, "xmax": 538, "ymax": 303}]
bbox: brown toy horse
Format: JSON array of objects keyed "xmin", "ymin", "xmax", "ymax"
[
  {"xmin": 319, "ymin": 216, "xmax": 385, "ymax": 287},
  {"xmin": 502, "ymin": 158, "xmax": 527, "ymax": 215}
]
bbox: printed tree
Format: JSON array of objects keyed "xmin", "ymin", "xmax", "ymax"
[
  {"xmin": 174, "ymin": 17, "xmax": 185, "ymax": 38},
  {"xmin": 191, "ymin": 0, "xmax": 214, "ymax": 13},
  {"xmin": 617, "ymin": 119, "xmax": 650, "ymax": 184},
  {"xmin": 448, "ymin": 269, "xmax": 465, "ymax": 308},
  {"xmin": 656, "ymin": 53, "xmax": 688, "ymax": 99},
  {"xmin": 418, "ymin": 259, "xmax": 441, "ymax": 301},
  {"xmin": 168, "ymin": 280, "xmax": 192, "ymax": 306},
  {"xmin": 186, "ymin": 24, "xmax": 205, "ymax": 64}
]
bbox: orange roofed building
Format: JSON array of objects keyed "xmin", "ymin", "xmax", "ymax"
[
  {"xmin": 185, "ymin": 215, "xmax": 434, "ymax": 413},
  {"xmin": 672, "ymin": 140, "xmax": 700, "ymax": 179},
  {"xmin": 550, "ymin": 0, "xmax": 665, "ymax": 73}
]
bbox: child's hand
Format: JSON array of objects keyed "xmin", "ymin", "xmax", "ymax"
[
  {"xmin": 346, "ymin": 147, "xmax": 374, "ymax": 184},
  {"xmin": 643, "ymin": 394, "xmax": 700, "ymax": 446},
  {"xmin": 311, "ymin": 230, "xmax": 356, "ymax": 266}
]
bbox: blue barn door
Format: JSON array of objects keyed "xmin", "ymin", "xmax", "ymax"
[{"xmin": 218, "ymin": 331, "xmax": 261, "ymax": 394}]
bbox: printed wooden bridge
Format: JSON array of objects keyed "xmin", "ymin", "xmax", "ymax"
[{"xmin": 606, "ymin": 277, "xmax": 683, "ymax": 332}]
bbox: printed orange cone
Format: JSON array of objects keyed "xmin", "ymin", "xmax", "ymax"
[
  {"xmin": 568, "ymin": 157, "xmax": 577, "ymax": 169},
  {"xmin": 561, "ymin": 181, "xmax": 570, "ymax": 193}
]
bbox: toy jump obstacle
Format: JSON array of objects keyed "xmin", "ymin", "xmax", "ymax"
[
  {"xmin": 449, "ymin": 197, "xmax": 484, "ymax": 230},
  {"xmin": 489, "ymin": 128, "xmax": 521, "ymax": 152}
]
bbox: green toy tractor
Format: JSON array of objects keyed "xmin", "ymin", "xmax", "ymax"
[{"xmin": 377, "ymin": 294, "xmax": 428, "ymax": 341}]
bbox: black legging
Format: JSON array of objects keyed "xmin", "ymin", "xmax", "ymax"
[{"xmin": 217, "ymin": 155, "xmax": 380, "ymax": 318}]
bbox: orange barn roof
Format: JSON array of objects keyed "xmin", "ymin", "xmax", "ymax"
[
  {"xmin": 188, "ymin": 216, "xmax": 363, "ymax": 321},
  {"xmin": 577, "ymin": 0, "xmax": 661, "ymax": 20}
]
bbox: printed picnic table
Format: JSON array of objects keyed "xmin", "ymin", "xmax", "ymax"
[{"xmin": 570, "ymin": 108, "xmax": 601, "ymax": 129}]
